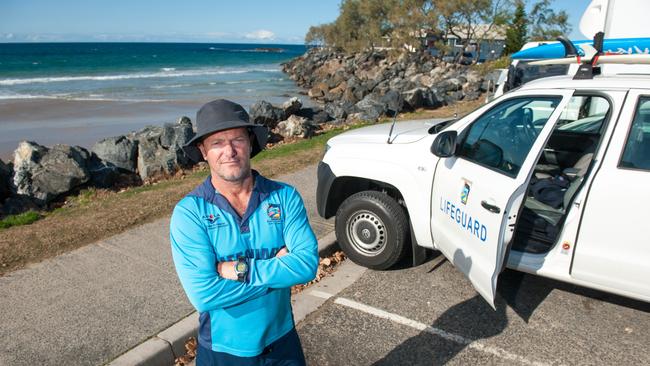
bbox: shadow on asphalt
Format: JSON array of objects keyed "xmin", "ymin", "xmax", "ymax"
[
  {"xmin": 505, "ymin": 269, "xmax": 650, "ymax": 314},
  {"xmin": 372, "ymin": 254, "xmax": 649, "ymax": 365},
  {"xmin": 373, "ymin": 250, "xmax": 511, "ymax": 365},
  {"xmin": 372, "ymin": 294, "xmax": 506, "ymax": 365}
]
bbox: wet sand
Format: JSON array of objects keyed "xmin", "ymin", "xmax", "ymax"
[{"xmin": 0, "ymin": 98, "xmax": 205, "ymax": 161}]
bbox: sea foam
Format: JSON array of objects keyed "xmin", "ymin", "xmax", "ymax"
[{"xmin": 0, "ymin": 67, "xmax": 281, "ymax": 86}]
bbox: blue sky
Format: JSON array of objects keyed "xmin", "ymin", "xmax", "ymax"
[{"xmin": 0, "ymin": 0, "xmax": 592, "ymax": 44}]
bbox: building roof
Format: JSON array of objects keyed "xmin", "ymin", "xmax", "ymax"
[{"xmin": 446, "ymin": 24, "xmax": 507, "ymax": 41}]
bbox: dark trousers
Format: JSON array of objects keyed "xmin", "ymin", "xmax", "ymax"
[{"xmin": 196, "ymin": 327, "xmax": 307, "ymax": 366}]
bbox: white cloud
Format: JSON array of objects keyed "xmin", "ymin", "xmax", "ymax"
[
  {"xmin": 5, "ymin": 33, "xmax": 14, "ymax": 39},
  {"xmin": 244, "ymin": 29, "xmax": 275, "ymax": 40}
]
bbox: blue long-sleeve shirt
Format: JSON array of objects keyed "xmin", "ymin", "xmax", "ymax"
[{"xmin": 170, "ymin": 172, "xmax": 318, "ymax": 357}]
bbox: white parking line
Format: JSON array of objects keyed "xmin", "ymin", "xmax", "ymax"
[
  {"xmin": 334, "ymin": 297, "xmax": 549, "ymax": 366},
  {"xmin": 308, "ymin": 290, "xmax": 334, "ymax": 300}
]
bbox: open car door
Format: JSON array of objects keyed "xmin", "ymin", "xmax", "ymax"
[{"xmin": 430, "ymin": 89, "xmax": 574, "ymax": 307}]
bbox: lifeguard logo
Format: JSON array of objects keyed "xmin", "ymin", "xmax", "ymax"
[
  {"xmin": 203, "ymin": 213, "xmax": 226, "ymax": 228},
  {"xmin": 460, "ymin": 182, "xmax": 471, "ymax": 205},
  {"xmin": 267, "ymin": 204, "xmax": 282, "ymax": 222}
]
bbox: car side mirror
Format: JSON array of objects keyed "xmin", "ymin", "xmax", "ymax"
[{"xmin": 431, "ymin": 131, "xmax": 458, "ymax": 157}]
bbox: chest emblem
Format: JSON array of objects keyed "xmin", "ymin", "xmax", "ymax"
[
  {"xmin": 267, "ymin": 204, "xmax": 282, "ymax": 221},
  {"xmin": 203, "ymin": 213, "xmax": 226, "ymax": 228},
  {"xmin": 204, "ymin": 213, "xmax": 219, "ymax": 223}
]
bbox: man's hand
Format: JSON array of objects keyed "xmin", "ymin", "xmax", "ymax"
[
  {"xmin": 217, "ymin": 261, "xmax": 238, "ymax": 280},
  {"xmin": 275, "ymin": 247, "xmax": 289, "ymax": 258},
  {"xmin": 218, "ymin": 247, "xmax": 288, "ymax": 280}
]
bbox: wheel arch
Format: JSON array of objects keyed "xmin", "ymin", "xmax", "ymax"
[{"xmin": 322, "ymin": 176, "xmax": 405, "ymax": 219}]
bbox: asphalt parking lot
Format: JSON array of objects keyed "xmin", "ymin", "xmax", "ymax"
[{"xmin": 297, "ymin": 252, "xmax": 650, "ymax": 365}]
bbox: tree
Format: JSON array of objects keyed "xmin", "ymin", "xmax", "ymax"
[
  {"xmin": 386, "ymin": 0, "xmax": 439, "ymax": 51},
  {"xmin": 529, "ymin": 0, "xmax": 571, "ymax": 40},
  {"xmin": 305, "ymin": 25, "xmax": 326, "ymax": 47},
  {"xmin": 439, "ymin": 0, "xmax": 510, "ymax": 60},
  {"xmin": 504, "ymin": 0, "xmax": 528, "ymax": 54},
  {"xmin": 303, "ymin": 0, "xmax": 571, "ymax": 56},
  {"xmin": 358, "ymin": 0, "xmax": 395, "ymax": 49}
]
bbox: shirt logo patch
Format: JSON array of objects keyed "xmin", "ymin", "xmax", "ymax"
[
  {"xmin": 203, "ymin": 213, "xmax": 226, "ymax": 228},
  {"xmin": 267, "ymin": 204, "xmax": 282, "ymax": 221}
]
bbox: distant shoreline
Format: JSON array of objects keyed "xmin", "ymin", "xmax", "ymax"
[{"xmin": 0, "ymin": 98, "xmax": 202, "ymax": 161}]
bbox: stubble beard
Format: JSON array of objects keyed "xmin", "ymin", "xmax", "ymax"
[{"xmin": 216, "ymin": 159, "xmax": 252, "ymax": 183}]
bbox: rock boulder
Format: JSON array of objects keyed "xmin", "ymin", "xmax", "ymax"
[
  {"xmin": 281, "ymin": 97, "xmax": 303, "ymax": 117},
  {"xmin": 128, "ymin": 117, "xmax": 195, "ymax": 182},
  {"xmin": 354, "ymin": 94, "xmax": 389, "ymax": 122},
  {"xmin": 275, "ymin": 115, "xmax": 315, "ymax": 139},
  {"xmin": 92, "ymin": 135, "xmax": 137, "ymax": 172},
  {"xmin": 87, "ymin": 154, "xmax": 122, "ymax": 188},
  {"xmin": 250, "ymin": 100, "xmax": 286, "ymax": 128},
  {"xmin": 12, "ymin": 142, "xmax": 90, "ymax": 205}
]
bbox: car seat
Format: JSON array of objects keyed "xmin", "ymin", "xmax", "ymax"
[{"xmin": 523, "ymin": 153, "xmax": 593, "ymax": 226}]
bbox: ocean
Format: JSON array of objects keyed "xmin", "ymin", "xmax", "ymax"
[{"xmin": 0, "ymin": 42, "xmax": 309, "ymax": 160}]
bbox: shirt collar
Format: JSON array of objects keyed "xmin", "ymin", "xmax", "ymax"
[{"xmin": 188, "ymin": 170, "xmax": 283, "ymax": 223}]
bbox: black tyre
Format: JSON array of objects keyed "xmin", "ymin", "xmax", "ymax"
[{"xmin": 335, "ymin": 190, "xmax": 409, "ymax": 270}]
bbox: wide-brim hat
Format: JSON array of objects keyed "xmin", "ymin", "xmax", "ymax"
[{"xmin": 183, "ymin": 99, "xmax": 268, "ymax": 162}]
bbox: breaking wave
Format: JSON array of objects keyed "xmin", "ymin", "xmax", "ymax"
[{"xmin": 0, "ymin": 66, "xmax": 281, "ymax": 86}]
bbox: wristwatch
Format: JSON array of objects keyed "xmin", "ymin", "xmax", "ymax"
[{"xmin": 234, "ymin": 257, "xmax": 249, "ymax": 283}]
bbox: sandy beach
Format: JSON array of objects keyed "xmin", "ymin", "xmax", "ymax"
[{"xmin": 0, "ymin": 98, "xmax": 208, "ymax": 161}]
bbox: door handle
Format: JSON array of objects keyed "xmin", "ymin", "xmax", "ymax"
[{"xmin": 481, "ymin": 200, "xmax": 501, "ymax": 214}]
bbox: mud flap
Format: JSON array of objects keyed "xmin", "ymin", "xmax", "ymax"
[{"xmin": 410, "ymin": 221, "xmax": 428, "ymax": 266}]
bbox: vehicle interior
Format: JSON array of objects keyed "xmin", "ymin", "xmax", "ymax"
[{"xmin": 512, "ymin": 95, "xmax": 610, "ymax": 254}]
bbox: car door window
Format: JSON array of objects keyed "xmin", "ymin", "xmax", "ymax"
[
  {"xmin": 557, "ymin": 95, "xmax": 610, "ymax": 133},
  {"xmin": 458, "ymin": 97, "xmax": 561, "ymax": 177},
  {"xmin": 620, "ymin": 97, "xmax": 650, "ymax": 170}
]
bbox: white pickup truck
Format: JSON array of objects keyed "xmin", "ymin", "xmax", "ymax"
[{"xmin": 316, "ymin": 74, "xmax": 650, "ymax": 307}]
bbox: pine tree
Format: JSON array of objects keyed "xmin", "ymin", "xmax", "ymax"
[{"xmin": 504, "ymin": 0, "xmax": 527, "ymax": 55}]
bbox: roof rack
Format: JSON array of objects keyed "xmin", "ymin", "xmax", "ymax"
[{"xmin": 528, "ymin": 32, "xmax": 650, "ymax": 80}]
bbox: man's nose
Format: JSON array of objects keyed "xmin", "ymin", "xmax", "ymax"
[{"xmin": 224, "ymin": 141, "xmax": 238, "ymax": 156}]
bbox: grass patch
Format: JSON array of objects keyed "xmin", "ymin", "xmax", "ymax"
[
  {"xmin": 0, "ymin": 211, "xmax": 41, "ymax": 230},
  {"xmin": 119, "ymin": 178, "xmax": 185, "ymax": 198}
]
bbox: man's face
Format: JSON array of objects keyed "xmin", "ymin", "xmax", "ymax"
[{"xmin": 198, "ymin": 127, "xmax": 252, "ymax": 183}]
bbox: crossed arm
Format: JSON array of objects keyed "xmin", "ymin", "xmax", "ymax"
[{"xmin": 170, "ymin": 190, "xmax": 318, "ymax": 313}]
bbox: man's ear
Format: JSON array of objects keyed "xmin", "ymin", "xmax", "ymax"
[{"xmin": 197, "ymin": 142, "xmax": 208, "ymax": 160}]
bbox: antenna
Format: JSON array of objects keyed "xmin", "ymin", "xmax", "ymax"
[{"xmin": 387, "ymin": 110, "xmax": 398, "ymax": 144}]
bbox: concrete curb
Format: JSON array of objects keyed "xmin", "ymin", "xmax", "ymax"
[{"xmin": 108, "ymin": 232, "xmax": 340, "ymax": 366}]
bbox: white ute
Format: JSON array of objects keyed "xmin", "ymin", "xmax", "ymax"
[{"xmin": 316, "ymin": 73, "xmax": 650, "ymax": 307}]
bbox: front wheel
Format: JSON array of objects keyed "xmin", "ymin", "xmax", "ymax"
[{"xmin": 335, "ymin": 191, "xmax": 409, "ymax": 270}]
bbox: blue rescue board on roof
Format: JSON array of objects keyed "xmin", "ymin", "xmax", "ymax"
[{"xmin": 511, "ymin": 37, "xmax": 650, "ymax": 59}]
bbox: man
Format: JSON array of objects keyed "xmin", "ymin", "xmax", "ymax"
[{"xmin": 170, "ymin": 99, "xmax": 318, "ymax": 365}]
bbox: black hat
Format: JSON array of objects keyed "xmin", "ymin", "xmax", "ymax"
[{"xmin": 183, "ymin": 99, "xmax": 268, "ymax": 162}]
